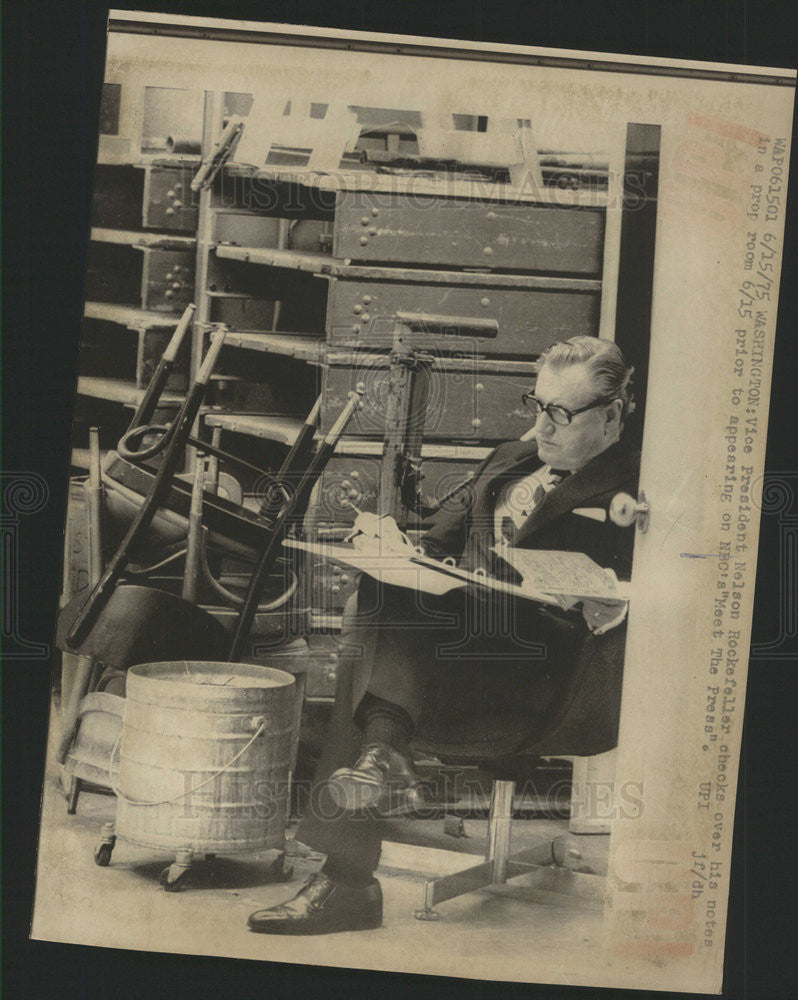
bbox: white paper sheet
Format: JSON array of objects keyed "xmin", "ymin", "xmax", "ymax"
[{"xmin": 495, "ymin": 546, "xmax": 627, "ymax": 599}]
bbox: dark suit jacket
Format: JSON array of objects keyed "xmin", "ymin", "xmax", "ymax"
[
  {"xmin": 322, "ymin": 436, "xmax": 641, "ymax": 769},
  {"xmin": 421, "ymin": 437, "xmax": 639, "ymax": 584}
]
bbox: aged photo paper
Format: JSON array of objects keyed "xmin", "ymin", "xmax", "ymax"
[{"xmin": 30, "ymin": 11, "xmax": 795, "ymax": 995}]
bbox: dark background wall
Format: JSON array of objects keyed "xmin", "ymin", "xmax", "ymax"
[{"xmin": 4, "ymin": 3, "xmax": 797, "ymax": 999}]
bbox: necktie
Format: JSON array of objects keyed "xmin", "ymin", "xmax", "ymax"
[{"xmin": 497, "ymin": 468, "xmax": 568, "ymax": 544}]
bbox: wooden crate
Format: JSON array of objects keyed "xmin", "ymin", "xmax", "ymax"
[
  {"xmin": 85, "ymin": 243, "xmax": 194, "ymax": 313},
  {"xmin": 321, "ymin": 358, "xmax": 535, "ymax": 442},
  {"xmin": 326, "ymin": 275, "xmax": 600, "ymax": 356},
  {"xmin": 90, "ymin": 164, "xmax": 198, "ymax": 232},
  {"xmin": 139, "ymin": 247, "xmax": 195, "ymax": 311},
  {"xmin": 333, "ymin": 191, "xmax": 605, "ymax": 274},
  {"xmin": 142, "ymin": 164, "xmax": 198, "ymax": 231},
  {"xmin": 313, "ymin": 454, "xmax": 481, "ymax": 526}
]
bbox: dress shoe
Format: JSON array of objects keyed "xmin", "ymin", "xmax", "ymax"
[
  {"xmin": 247, "ymin": 872, "xmax": 382, "ymax": 935},
  {"xmin": 327, "ymin": 741, "xmax": 428, "ymax": 815}
]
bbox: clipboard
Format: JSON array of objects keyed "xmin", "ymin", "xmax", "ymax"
[{"xmin": 283, "ymin": 539, "xmax": 627, "ymax": 607}]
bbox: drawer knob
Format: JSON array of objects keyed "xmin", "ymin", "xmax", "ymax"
[
  {"xmin": 483, "ymin": 246, "xmax": 493, "ymax": 256},
  {"xmin": 359, "ymin": 236, "xmax": 369, "ymax": 246},
  {"xmin": 472, "ymin": 418, "xmax": 481, "ymax": 429},
  {"xmin": 480, "ymin": 297, "xmax": 490, "ymax": 307}
]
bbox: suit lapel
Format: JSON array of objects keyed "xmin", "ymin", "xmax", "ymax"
[
  {"xmin": 474, "ymin": 439, "xmax": 542, "ymax": 510},
  {"xmin": 513, "ymin": 441, "xmax": 637, "ymax": 544}
]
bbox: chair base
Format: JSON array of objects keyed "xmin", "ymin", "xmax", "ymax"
[{"xmin": 413, "ymin": 779, "xmax": 599, "ymax": 920}]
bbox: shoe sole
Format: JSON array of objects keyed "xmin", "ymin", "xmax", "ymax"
[
  {"xmin": 248, "ymin": 913, "xmax": 383, "ymax": 935},
  {"xmin": 327, "ymin": 777, "xmax": 429, "ymax": 815}
]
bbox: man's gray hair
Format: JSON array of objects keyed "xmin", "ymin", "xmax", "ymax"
[{"xmin": 536, "ymin": 336, "xmax": 636, "ymax": 417}]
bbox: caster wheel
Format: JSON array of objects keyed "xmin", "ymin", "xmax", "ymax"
[
  {"xmin": 94, "ymin": 841, "xmax": 114, "ymax": 867},
  {"xmin": 413, "ymin": 908, "xmax": 440, "ymax": 921},
  {"xmin": 160, "ymin": 864, "xmax": 191, "ymax": 892}
]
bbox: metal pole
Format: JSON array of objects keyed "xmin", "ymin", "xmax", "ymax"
[
  {"xmin": 183, "ymin": 452, "xmax": 207, "ymax": 603},
  {"xmin": 57, "ymin": 428, "xmax": 106, "ymax": 764},
  {"xmin": 486, "ymin": 779, "xmax": 515, "ymax": 884},
  {"xmin": 228, "ymin": 389, "xmax": 363, "ymax": 661},
  {"xmin": 126, "ymin": 303, "xmax": 194, "ymax": 433}
]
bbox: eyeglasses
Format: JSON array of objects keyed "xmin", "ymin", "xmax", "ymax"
[{"xmin": 521, "ymin": 391, "xmax": 616, "ymax": 426}]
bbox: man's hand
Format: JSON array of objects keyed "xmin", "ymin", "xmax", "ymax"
[
  {"xmin": 581, "ymin": 569, "xmax": 628, "ymax": 634},
  {"xmin": 347, "ymin": 512, "xmax": 415, "ymax": 554}
]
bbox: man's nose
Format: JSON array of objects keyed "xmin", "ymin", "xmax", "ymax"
[{"xmin": 536, "ymin": 411, "xmax": 556, "ymax": 437}]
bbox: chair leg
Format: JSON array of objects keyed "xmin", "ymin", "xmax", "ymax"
[
  {"xmin": 66, "ymin": 776, "xmax": 82, "ymax": 815},
  {"xmin": 485, "ymin": 779, "xmax": 515, "ymax": 884},
  {"xmin": 414, "ymin": 779, "xmax": 518, "ymax": 920}
]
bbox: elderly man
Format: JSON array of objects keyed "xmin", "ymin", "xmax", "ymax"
[{"xmin": 248, "ymin": 335, "xmax": 639, "ymax": 935}]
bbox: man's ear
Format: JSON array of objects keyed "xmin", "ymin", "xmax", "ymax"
[{"xmin": 606, "ymin": 399, "xmax": 623, "ymax": 425}]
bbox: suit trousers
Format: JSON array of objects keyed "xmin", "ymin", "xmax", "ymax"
[{"xmin": 294, "ymin": 578, "xmax": 583, "ymax": 877}]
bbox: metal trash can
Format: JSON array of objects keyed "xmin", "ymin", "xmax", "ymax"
[{"xmin": 93, "ymin": 660, "xmax": 296, "ymax": 890}]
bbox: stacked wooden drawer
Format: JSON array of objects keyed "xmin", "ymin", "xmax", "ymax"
[
  {"xmin": 198, "ymin": 171, "xmax": 607, "ymax": 680},
  {"xmin": 76, "ymin": 162, "xmax": 200, "ymax": 456},
  {"xmin": 308, "ymin": 188, "xmax": 605, "ymax": 617}
]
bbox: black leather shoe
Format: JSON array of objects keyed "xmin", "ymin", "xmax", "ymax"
[
  {"xmin": 327, "ymin": 741, "xmax": 428, "ymax": 815},
  {"xmin": 247, "ymin": 873, "xmax": 382, "ymax": 935}
]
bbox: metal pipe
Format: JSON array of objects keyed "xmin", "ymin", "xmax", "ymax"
[
  {"xmin": 486, "ymin": 779, "xmax": 515, "ymax": 884},
  {"xmin": 56, "ymin": 429, "xmax": 106, "ymax": 764},
  {"xmin": 206, "ymin": 427, "xmax": 222, "ymax": 495},
  {"xmin": 257, "ymin": 394, "xmax": 322, "ymax": 519},
  {"xmin": 87, "ymin": 427, "xmax": 104, "ymax": 586},
  {"xmin": 182, "ymin": 453, "xmax": 207, "ymax": 603},
  {"xmin": 228, "ymin": 389, "xmax": 363, "ymax": 661},
  {"xmin": 190, "ymin": 117, "xmax": 244, "ymax": 192},
  {"xmin": 126, "ymin": 303, "xmax": 195, "ymax": 433}
]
